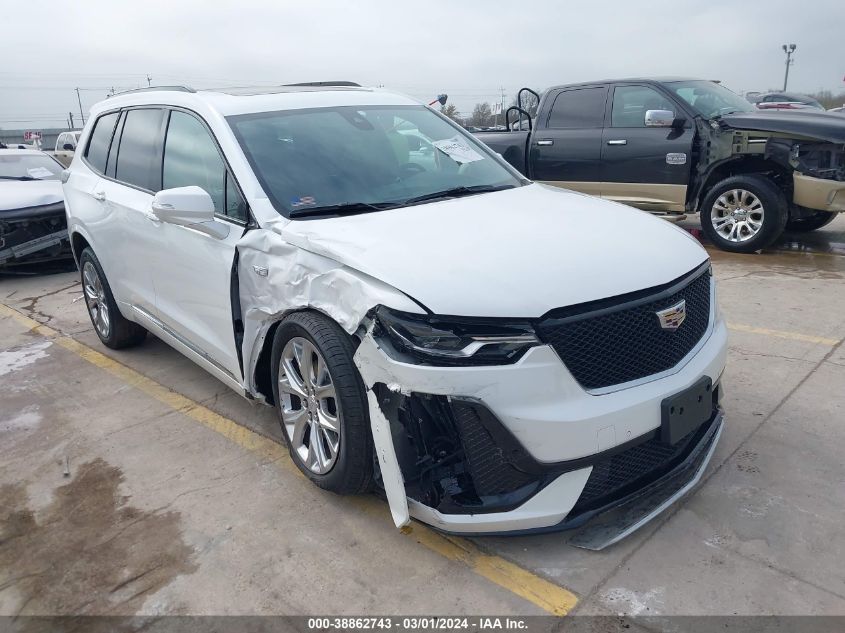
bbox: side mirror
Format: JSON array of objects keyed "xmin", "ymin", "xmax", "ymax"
[
  {"xmin": 644, "ymin": 109, "xmax": 677, "ymax": 127},
  {"xmin": 151, "ymin": 186, "xmax": 229, "ymax": 239},
  {"xmin": 63, "ymin": 143, "xmax": 75, "ymax": 151}
]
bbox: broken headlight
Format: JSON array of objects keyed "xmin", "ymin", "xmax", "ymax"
[{"xmin": 374, "ymin": 306, "xmax": 539, "ymax": 366}]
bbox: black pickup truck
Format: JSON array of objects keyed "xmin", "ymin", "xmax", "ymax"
[{"xmin": 474, "ymin": 78, "xmax": 845, "ymax": 253}]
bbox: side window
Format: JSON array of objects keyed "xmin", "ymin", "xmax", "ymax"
[
  {"xmin": 105, "ymin": 112, "xmax": 126, "ymax": 178},
  {"xmin": 84, "ymin": 112, "xmax": 119, "ymax": 173},
  {"xmin": 115, "ymin": 109, "xmax": 164, "ymax": 191},
  {"xmin": 163, "ymin": 110, "xmax": 246, "ymax": 221},
  {"xmin": 547, "ymin": 88, "xmax": 607, "ymax": 129},
  {"xmin": 611, "ymin": 86, "xmax": 675, "ymax": 128}
]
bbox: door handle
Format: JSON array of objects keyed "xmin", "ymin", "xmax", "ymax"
[
  {"xmin": 93, "ymin": 190, "xmax": 106, "ymax": 201},
  {"xmin": 536, "ymin": 139, "xmax": 554, "ymax": 146},
  {"xmin": 606, "ymin": 139, "xmax": 627, "ymax": 146}
]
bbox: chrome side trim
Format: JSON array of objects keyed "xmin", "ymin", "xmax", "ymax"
[{"xmin": 130, "ymin": 304, "xmax": 237, "ymax": 381}]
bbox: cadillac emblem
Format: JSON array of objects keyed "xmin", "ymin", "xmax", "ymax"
[{"xmin": 656, "ymin": 300, "xmax": 686, "ymax": 330}]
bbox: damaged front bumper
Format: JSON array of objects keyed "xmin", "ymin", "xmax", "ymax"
[
  {"xmin": 767, "ymin": 138, "xmax": 845, "ymax": 212},
  {"xmin": 0, "ymin": 202, "xmax": 71, "ymax": 267},
  {"xmin": 353, "ymin": 315, "xmax": 728, "ymax": 539},
  {"xmin": 793, "ymin": 173, "xmax": 845, "ymax": 212}
]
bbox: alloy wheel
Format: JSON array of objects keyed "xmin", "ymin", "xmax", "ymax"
[
  {"xmin": 82, "ymin": 261, "xmax": 111, "ymax": 339},
  {"xmin": 710, "ymin": 189, "xmax": 765, "ymax": 243},
  {"xmin": 278, "ymin": 336, "xmax": 341, "ymax": 474}
]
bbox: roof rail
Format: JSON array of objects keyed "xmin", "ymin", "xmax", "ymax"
[
  {"xmin": 284, "ymin": 81, "xmax": 361, "ymax": 87},
  {"xmin": 110, "ymin": 85, "xmax": 196, "ymax": 98}
]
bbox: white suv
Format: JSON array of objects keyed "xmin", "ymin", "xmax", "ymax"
[{"xmin": 63, "ymin": 84, "xmax": 727, "ymax": 547}]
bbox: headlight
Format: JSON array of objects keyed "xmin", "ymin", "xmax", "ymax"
[{"xmin": 373, "ymin": 306, "xmax": 539, "ymax": 366}]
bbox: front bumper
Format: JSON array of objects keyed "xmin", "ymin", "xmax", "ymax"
[
  {"xmin": 354, "ymin": 312, "xmax": 728, "ymax": 537},
  {"xmin": 0, "ymin": 202, "xmax": 71, "ymax": 266},
  {"xmin": 793, "ymin": 173, "xmax": 845, "ymax": 212}
]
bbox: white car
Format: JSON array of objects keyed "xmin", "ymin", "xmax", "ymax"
[
  {"xmin": 63, "ymin": 84, "xmax": 727, "ymax": 547},
  {"xmin": 0, "ymin": 149, "xmax": 71, "ymax": 266}
]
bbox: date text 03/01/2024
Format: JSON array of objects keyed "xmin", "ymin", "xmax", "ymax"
[{"xmin": 306, "ymin": 617, "xmax": 529, "ymax": 630}]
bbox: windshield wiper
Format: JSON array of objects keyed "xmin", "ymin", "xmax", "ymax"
[
  {"xmin": 289, "ymin": 201, "xmax": 399, "ymax": 218},
  {"xmin": 0, "ymin": 176, "xmax": 38, "ymax": 181},
  {"xmin": 401, "ymin": 184, "xmax": 516, "ymax": 206},
  {"xmin": 288, "ymin": 184, "xmax": 517, "ymax": 218}
]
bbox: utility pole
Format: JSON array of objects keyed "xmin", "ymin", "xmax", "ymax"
[
  {"xmin": 69, "ymin": 112, "xmax": 75, "ymax": 129},
  {"xmin": 75, "ymin": 88, "xmax": 85, "ymax": 125},
  {"xmin": 493, "ymin": 87, "xmax": 505, "ymax": 127},
  {"xmin": 782, "ymin": 43, "xmax": 796, "ymax": 91}
]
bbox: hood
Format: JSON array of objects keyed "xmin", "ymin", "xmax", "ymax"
[
  {"xmin": 278, "ymin": 184, "xmax": 708, "ymax": 318},
  {"xmin": 720, "ymin": 110, "xmax": 845, "ymax": 144},
  {"xmin": 0, "ymin": 179, "xmax": 64, "ymax": 212}
]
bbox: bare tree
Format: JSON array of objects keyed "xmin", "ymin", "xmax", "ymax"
[
  {"xmin": 441, "ymin": 103, "xmax": 460, "ymax": 121},
  {"xmin": 810, "ymin": 89, "xmax": 845, "ymax": 109},
  {"xmin": 509, "ymin": 91, "xmax": 539, "ymax": 116},
  {"xmin": 469, "ymin": 102, "xmax": 493, "ymax": 128}
]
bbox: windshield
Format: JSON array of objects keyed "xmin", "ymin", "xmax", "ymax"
[
  {"xmin": 0, "ymin": 153, "xmax": 63, "ymax": 180},
  {"xmin": 666, "ymin": 80, "xmax": 755, "ymax": 119},
  {"xmin": 228, "ymin": 105, "xmax": 523, "ymax": 218}
]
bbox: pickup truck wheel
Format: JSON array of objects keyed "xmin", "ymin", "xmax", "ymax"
[
  {"xmin": 700, "ymin": 175, "xmax": 788, "ymax": 253},
  {"xmin": 79, "ymin": 247, "xmax": 147, "ymax": 349},
  {"xmin": 784, "ymin": 209, "xmax": 838, "ymax": 233},
  {"xmin": 271, "ymin": 311, "xmax": 373, "ymax": 495}
]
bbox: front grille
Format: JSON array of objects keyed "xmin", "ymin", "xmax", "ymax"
[
  {"xmin": 570, "ymin": 422, "xmax": 705, "ymax": 514},
  {"xmin": 451, "ymin": 401, "xmax": 535, "ymax": 497},
  {"xmin": 536, "ymin": 266, "xmax": 711, "ymax": 390}
]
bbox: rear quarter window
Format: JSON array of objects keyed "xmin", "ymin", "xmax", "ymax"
[{"xmin": 84, "ymin": 112, "xmax": 119, "ymax": 173}]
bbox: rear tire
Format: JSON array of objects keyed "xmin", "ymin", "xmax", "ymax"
[
  {"xmin": 784, "ymin": 209, "xmax": 838, "ymax": 233},
  {"xmin": 700, "ymin": 174, "xmax": 788, "ymax": 253},
  {"xmin": 79, "ymin": 247, "xmax": 147, "ymax": 349},
  {"xmin": 270, "ymin": 311, "xmax": 373, "ymax": 495}
]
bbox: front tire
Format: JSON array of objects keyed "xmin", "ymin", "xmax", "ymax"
[
  {"xmin": 785, "ymin": 209, "xmax": 838, "ymax": 233},
  {"xmin": 270, "ymin": 311, "xmax": 372, "ymax": 494},
  {"xmin": 700, "ymin": 174, "xmax": 788, "ymax": 253},
  {"xmin": 79, "ymin": 247, "xmax": 147, "ymax": 349}
]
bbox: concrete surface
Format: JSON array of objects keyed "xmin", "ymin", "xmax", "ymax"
[{"xmin": 1, "ymin": 213, "xmax": 844, "ymax": 617}]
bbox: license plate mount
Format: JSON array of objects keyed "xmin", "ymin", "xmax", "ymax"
[{"xmin": 661, "ymin": 376, "xmax": 713, "ymax": 445}]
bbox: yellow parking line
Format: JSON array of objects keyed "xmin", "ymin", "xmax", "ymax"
[
  {"xmin": 727, "ymin": 322, "xmax": 841, "ymax": 347},
  {"xmin": 0, "ymin": 302, "xmax": 579, "ymax": 616}
]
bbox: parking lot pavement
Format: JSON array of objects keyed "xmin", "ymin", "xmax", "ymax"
[{"xmin": 1, "ymin": 214, "xmax": 844, "ymax": 617}]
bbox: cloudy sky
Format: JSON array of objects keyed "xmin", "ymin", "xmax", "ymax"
[{"xmin": 1, "ymin": 0, "xmax": 843, "ymax": 131}]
